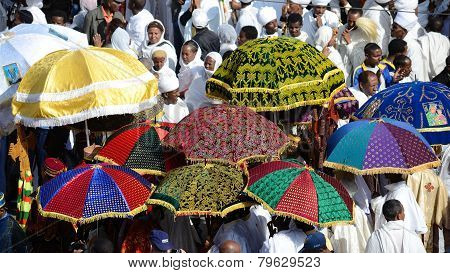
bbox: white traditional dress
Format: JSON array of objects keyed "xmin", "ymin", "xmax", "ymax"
[
  {"xmin": 363, "ymin": 0, "xmax": 392, "ymax": 54},
  {"xmin": 302, "ymin": 9, "xmax": 339, "ymax": 44},
  {"xmin": 126, "ymin": 9, "xmax": 154, "ymax": 49}
]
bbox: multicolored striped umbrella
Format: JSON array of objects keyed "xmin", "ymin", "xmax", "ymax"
[
  {"xmin": 246, "ymin": 159, "xmax": 353, "ymax": 226},
  {"xmin": 147, "ymin": 163, "xmax": 246, "ymax": 216},
  {"xmin": 37, "ymin": 164, "xmax": 155, "ymax": 224},
  {"xmin": 95, "ymin": 123, "xmax": 166, "ymax": 176},
  {"xmin": 324, "ymin": 118, "xmax": 440, "ymax": 175}
]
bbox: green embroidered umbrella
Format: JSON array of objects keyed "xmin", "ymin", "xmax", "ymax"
[
  {"xmin": 206, "ymin": 37, "xmax": 346, "ymax": 112},
  {"xmin": 147, "ymin": 163, "xmax": 246, "ymax": 216},
  {"xmin": 246, "ymin": 159, "xmax": 354, "ymax": 226}
]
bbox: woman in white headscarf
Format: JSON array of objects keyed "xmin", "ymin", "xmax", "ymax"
[
  {"xmin": 139, "ymin": 20, "xmax": 177, "ymax": 71},
  {"xmin": 185, "ymin": 52, "xmax": 223, "ymax": 112},
  {"xmin": 157, "ymin": 75, "xmax": 189, "ymax": 124},
  {"xmin": 315, "ymin": 25, "xmax": 348, "ymax": 81},
  {"xmin": 111, "ymin": 27, "xmax": 138, "ymax": 59},
  {"xmin": 23, "ymin": 0, "xmax": 46, "ymax": 24},
  {"xmin": 218, "ymin": 24, "xmax": 237, "ymax": 58},
  {"xmin": 178, "ymin": 40, "xmax": 203, "ymax": 94}
]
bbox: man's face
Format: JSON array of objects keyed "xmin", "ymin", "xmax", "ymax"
[
  {"xmin": 0, "ymin": 208, "xmax": 5, "ymax": 218},
  {"xmin": 366, "ymin": 49, "xmax": 383, "ymax": 67},
  {"xmin": 391, "ymin": 22, "xmax": 407, "ymax": 39},
  {"xmin": 204, "ymin": 56, "xmax": 216, "ymax": 71},
  {"xmin": 181, "ymin": 45, "xmax": 196, "ymax": 64},
  {"xmin": 313, "ymin": 6, "xmax": 326, "ymax": 17},
  {"xmin": 165, "ymin": 90, "xmax": 180, "ymax": 105},
  {"xmin": 237, "ymin": 30, "xmax": 248, "ymax": 46},
  {"xmin": 347, "ymin": 12, "xmax": 361, "ymax": 30},
  {"xmin": 109, "ymin": 0, "xmax": 122, "ymax": 13},
  {"xmin": 152, "ymin": 56, "xmax": 166, "ymax": 71},
  {"xmin": 360, "ymin": 75, "xmax": 379, "ymax": 96},
  {"xmin": 288, "ymin": 21, "xmax": 301, "ymax": 37},
  {"xmin": 288, "ymin": 2, "xmax": 303, "ymax": 14},
  {"xmin": 265, "ymin": 19, "xmax": 278, "ymax": 35},
  {"xmin": 51, "ymin": 16, "xmax": 65, "ymax": 26}
]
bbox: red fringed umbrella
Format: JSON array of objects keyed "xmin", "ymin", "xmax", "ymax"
[{"xmin": 162, "ymin": 105, "xmax": 292, "ymax": 165}]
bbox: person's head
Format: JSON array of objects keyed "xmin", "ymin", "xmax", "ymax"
[
  {"xmin": 258, "ymin": 6, "xmax": 278, "ymax": 35},
  {"xmin": 41, "ymin": 157, "xmax": 67, "ymax": 183},
  {"xmin": 240, "ymin": 0, "xmax": 253, "ymax": 8},
  {"xmin": 315, "ymin": 26, "xmax": 336, "ymax": 49},
  {"xmin": 374, "ymin": 0, "xmax": 392, "ymax": 7},
  {"xmin": 181, "ymin": 40, "xmax": 199, "ymax": 64},
  {"xmin": 50, "ymin": 10, "xmax": 68, "ymax": 26},
  {"xmin": 127, "ymin": 0, "xmax": 146, "ymax": 15},
  {"xmin": 219, "ymin": 240, "xmax": 241, "ymax": 253},
  {"xmin": 109, "ymin": 17, "xmax": 125, "ymax": 36},
  {"xmin": 287, "ymin": 13, "xmax": 303, "ymax": 37},
  {"xmin": 364, "ymin": 43, "xmax": 383, "ymax": 67},
  {"xmin": 192, "ymin": 9, "xmax": 208, "ymax": 30},
  {"xmin": 13, "ymin": 10, "xmax": 33, "ymax": 26},
  {"xmin": 392, "ymin": 12, "xmax": 418, "ymax": 39},
  {"xmin": 393, "ymin": 55, "xmax": 412, "ymax": 77},
  {"xmin": 218, "ymin": 24, "xmax": 237, "ymax": 45},
  {"xmin": 388, "ymin": 39, "xmax": 408, "ymax": 57},
  {"xmin": 299, "ymin": 232, "xmax": 329, "ymax": 253},
  {"xmin": 347, "ymin": 8, "xmax": 362, "ymax": 29},
  {"xmin": 159, "ymin": 75, "xmax": 180, "ymax": 105},
  {"xmin": 312, "ymin": 0, "xmax": 330, "ymax": 17},
  {"xmin": 204, "ymin": 52, "xmax": 223, "ymax": 78},
  {"xmin": 150, "ymin": 230, "xmax": 173, "ymax": 253},
  {"xmin": 288, "ymin": 0, "xmax": 307, "ymax": 15},
  {"xmin": 385, "ymin": 173, "xmax": 404, "ymax": 183},
  {"xmin": 359, "ymin": 71, "xmax": 379, "ymax": 96},
  {"xmin": 382, "ymin": 199, "xmax": 405, "ymax": 222},
  {"xmin": 0, "ymin": 192, "xmax": 5, "ymax": 218},
  {"xmin": 104, "ymin": 0, "xmax": 124, "ymax": 13},
  {"xmin": 89, "ymin": 237, "xmax": 114, "ymax": 253},
  {"xmin": 294, "ymin": 220, "xmax": 316, "ymax": 233},
  {"xmin": 147, "ymin": 20, "xmax": 164, "ymax": 45},
  {"xmin": 238, "ymin": 26, "xmax": 258, "ymax": 46},
  {"xmin": 427, "ymin": 16, "xmax": 444, "ymax": 33},
  {"xmin": 151, "ymin": 49, "xmax": 167, "ymax": 71}
]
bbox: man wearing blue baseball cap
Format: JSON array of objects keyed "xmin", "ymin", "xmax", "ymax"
[
  {"xmin": 0, "ymin": 192, "xmax": 29, "ymax": 253},
  {"xmin": 150, "ymin": 229, "xmax": 182, "ymax": 253},
  {"xmin": 299, "ymin": 232, "xmax": 331, "ymax": 253}
]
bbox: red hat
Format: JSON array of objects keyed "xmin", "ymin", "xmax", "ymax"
[{"xmin": 43, "ymin": 158, "xmax": 67, "ymax": 177}]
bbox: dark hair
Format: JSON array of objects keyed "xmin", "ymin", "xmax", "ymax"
[
  {"xmin": 51, "ymin": 9, "xmax": 68, "ymax": 23},
  {"xmin": 133, "ymin": 0, "xmax": 147, "ymax": 10},
  {"xmin": 110, "ymin": 18, "xmax": 125, "ymax": 35},
  {"xmin": 89, "ymin": 237, "xmax": 114, "ymax": 253},
  {"xmin": 287, "ymin": 13, "xmax": 303, "ymax": 26},
  {"xmin": 348, "ymin": 8, "xmax": 363, "ymax": 17},
  {"xmin": 382, "ymin": 199, "xmax": 404, "ymax": 221},
  {"xmin": 358, "ymin": 70, "xmax": 377, "ymax": 85},
  {"xmin": 294, "ymin": 220, "xmax": 316, "ymax": 232},
  {"xmin": 388, "ymin": 39, "xmax": 408, "ymax": 56},
  {"xmin": 393, "ymin": 55, "xmax": 411, "ymax": 68},
  {"xmin": 240, "ymin": 26, "xmax": 258, "ymax": 40},
  {"xmin": 17, "ymin": 10, "xmax": 33, "ymax": 24},
  {"xmin": 427, "ymin": 16, "xmax": 444, "ymax": 33},
  {"xmin": 183, "ymin": 40, "xmax": 199, "ymax": 53},
  {"xmin": 148, "ymin": 21, "xmax": 164, "ymax": 33},
  {"xmin": 364, "ymin": 43, "xmax": 381, "ymax": 55}
]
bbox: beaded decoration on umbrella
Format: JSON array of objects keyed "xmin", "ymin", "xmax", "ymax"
[{"xmin": 37, "ymin": 164, "xmax": 155, "ymax": 224}]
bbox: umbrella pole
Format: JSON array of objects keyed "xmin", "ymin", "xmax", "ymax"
[{"xmin": 85, "ymin": 120, "xmax": 90, "ymax": 147}]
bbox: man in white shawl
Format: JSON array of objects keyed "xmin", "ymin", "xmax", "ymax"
[
  {"xmin": 315, "ymin": 25, "xmax": 348, "ymax": 81},
  {"xmin": 330, "ymin": 171, "xmax": 373, "ymax": 253},
  {"xmin": 157, "ymin": 74, "xmax": 189, "ymax": 124},
  {"xmin": 371, "ymin": 174, "xmax": 428, "ymax": 235},
  {"xmin": 111, "ymin": 28, "xmax": 139, "ymax": 59},
  {"xmin": 419, "ymin": 16, "xmax": 450, "ymax": 80},
  {"xmin": 235, "ymin": 0, "xmax": 261, "ymax": 36},
  {"xmin": 139, "ymin": 20, "xmax": 178, "ymax": 71},
  {"xmin": 366, "ymin": 199, "xmax": 426, "ymax": 253},
  {"xmin": 363, "ymin": 0, "xmax": 393, "ymax": 55},
  {"xmin": 210, "ymin": 205, "xmax": 271, "ymax": 253},
  {"xmin": 391, "ymin": 12, "xmax": 429, "ymax": 81},
  {"xmin": 302, "ymin": 0, "xmax": 340, "ymax": 42},
  {"xmin": 178, "ymin": 40, "xmax": 203, "ymax": 94},
  {"xmin": 126, "ymin": 0, "xmax": 154, "ymax": 49},
  {"xmin": 258, "ymin": 6, "xmax": 281, "ymax": 38},
  {"xmin": 185, "ymin": 52, "xmax": 223, "ymax": 112},
  {"xmin": 178, "ymin": 0, "xmax": 223, "ymax": 42},
  {"xmin": 22, "ymin": 0, "xmax": 46, "ymax": 24},
  {"xmin": 337, "ymin": 9, "xmax": 378, "ymax": 84}
]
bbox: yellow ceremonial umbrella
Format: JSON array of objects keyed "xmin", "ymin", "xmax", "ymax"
[{"xmin": 12, "ymin": 47, "xmax": 159, "ymax": 128}]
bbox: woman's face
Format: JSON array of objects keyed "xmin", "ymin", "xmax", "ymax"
[
  {"xmin": 148, "ymin": 27, "xmax": 162, "ymax": 44},
  {"xmin": 204, "ymin": 56, "xmax": 216, "ymax": 71},
  {"xmin": 181, "ymin": 45, "xmax": 196, "ymax": 64}
]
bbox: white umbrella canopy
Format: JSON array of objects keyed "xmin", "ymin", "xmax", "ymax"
[
  {"xmin": 10, "ymin": 23, "xmax": 89, "ymax": 48},
  {"xmin": 0, "ymin": 31, "xmax": 81, "ymax": 135}
]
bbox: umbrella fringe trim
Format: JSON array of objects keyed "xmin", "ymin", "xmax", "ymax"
[
  {"xmin": 244, "ymin": 190, "xmax": 354, "ymax": 227},
  {"xmin": 94, "ymin": 155, "xmax": 166, "ymax": 176},
  {"xmin": 351, "ymin": 117, "xmax": 450, "ymax": 134},
  {"xmin": 147, "ymin": 199, "xmax": 250, "ymax": 217},
  {"xmin": 14, "ymin": 96, "xmax": 161, "ymax": 128},
  {"xmin": 323, "ymin": 160, "xmax": 442, "ymax": 175}
]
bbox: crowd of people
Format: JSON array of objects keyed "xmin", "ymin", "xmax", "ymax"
[{"xmin": 1, "ymin": 0, "xmax": 450, "ymax": 254}]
